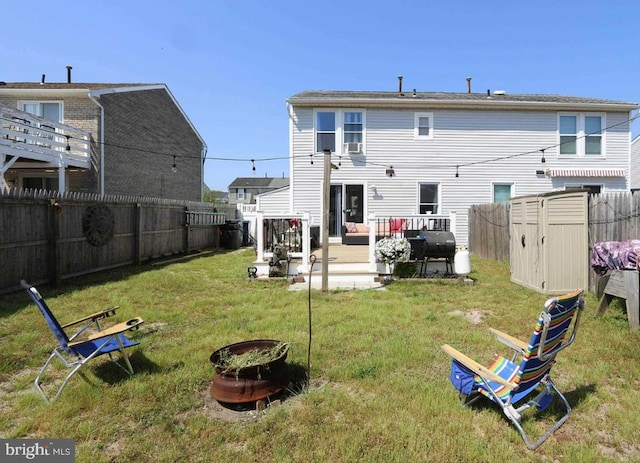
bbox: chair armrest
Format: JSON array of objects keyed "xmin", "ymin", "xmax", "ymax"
[
  {"xmin": 61, "ymin": 306, "xmax": 120, "ymax": 329},
  {"xmin": 441, "ymin": 344, "xmax": 516, "ymax": 390},
  {"xmin": 488, "ymin": 328, "xmax": 528, "ymax": 353},
  {"xmin": 68, "ymin": 317, "xmax": 144, "ymax": 346}
]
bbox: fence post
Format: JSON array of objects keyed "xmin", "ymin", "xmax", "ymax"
[
  {"xmin": 184, "ymin": 206, "xmax": 190, "ymax": 254},
  {"xmin": 134, "ymin": 203, "xmax": 142, "ymax": 265},
  {"xmin": 48, "ymin": 199, "xmax": 61, "ymax": 286}
]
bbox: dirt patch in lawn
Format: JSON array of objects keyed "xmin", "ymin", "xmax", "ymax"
[{"xmin": 448, "ymin": 309, "xmax": 493, "ymax": 324}]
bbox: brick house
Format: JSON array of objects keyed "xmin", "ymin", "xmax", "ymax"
[{"xmin": 0, "ymin": 80, "xmax": 206, "ymax": 201}]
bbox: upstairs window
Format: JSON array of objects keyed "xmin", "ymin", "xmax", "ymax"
[
  {"xmin": 316, "ymin": 111, "xmax": 336, "ymax": 152},
  {"xmin": 236, "ymin": 188, "xmax": 246, "ymax": 200},
  {"xmin": 19, "ymin": 101, "xmax": 62, "ymax": 123},
  {"xmin": 419, "ymin": 182, "xmax": 439, "ymax": 214},
  {"xmin": 343, "ymin": 112, "xmax": 363, "ymax": 152},
  {"xmin": 559, "ymin": 113, "xmax": 604, "ymax": 157},
  {"xmin": 414, "ymin": 112, "xmax": 434, "ymax": 139}
]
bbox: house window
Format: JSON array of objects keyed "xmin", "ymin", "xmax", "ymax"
[
  {"xmin": 343, "ymin": 112, "xmax": 363, "ymax": 150},
  {"xmin": 493, "ymin": 183, "xmax": 513, "ymax": 202},
  {"xmin": 316, "ymin": 111, "xmax": 336, "ymax": 152},
  {"xmin": 414, "ymin": 112, "xmax": 434, "ymax": 139},
  {"xmin": 419, "ymin": 183, "xmax": 439, "ymax": 214},
  {"xmin": 22, "ymin": 176, "xmax": 59, "ymax": 191},
  {"xmin": 19, "ymin": 101, "xmax": 63, "ymax": 123},
  {"xmin": 565, "ymin": 183, "xmax": 602, "ymax": 194},
  {"xmin": 237, "ymin": 188, "xmax": 246, "ymax": 200},
  {"xmin": 559, "ymin": 113, "xmax": 604, "ymax": 157}
]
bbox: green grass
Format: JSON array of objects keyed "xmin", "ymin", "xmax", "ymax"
[{"xmin": 1, "ymin": 249, "xmax": 639, "ymax": 462}]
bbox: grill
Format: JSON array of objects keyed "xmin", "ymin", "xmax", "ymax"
[
  {"xmin": 417, "ymin": 231, "xmax": 456, "ymax": 275},
  {"xmin": 423, "ymin": 231, "xmax": 456, "ymax": 259}
]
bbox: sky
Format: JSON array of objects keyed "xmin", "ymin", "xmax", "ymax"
[{"xmin": 4, "ymin": 0, "xmax": 639, "ymax": 192}]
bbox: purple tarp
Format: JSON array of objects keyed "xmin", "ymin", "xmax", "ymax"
[{"xmin": 591, "ymin": 240, "xmax": 640, "ymax": 276}]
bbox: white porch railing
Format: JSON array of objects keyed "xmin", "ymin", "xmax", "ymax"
[
  {"xmin": 0, "ymin": 104, "xmax": 91, "ymax": 193},
  {"xmin": 365, "ymin": 212, "xmax": 457, "ymax": 272},
  {"xmin": 255, "ymin": 212, "xmax": 311, "ymax": 271},
  {"xmin": 251, "ymin": 211, "xmax": 457, "ymax": 275}
]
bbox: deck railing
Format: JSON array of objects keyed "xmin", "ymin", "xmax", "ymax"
[
  {"xmin": 0, "ymin": 104, "xmax": 91, "ymax": 172},
  {"xmin": 252, "ymin": 211, "xmax": 457, "ymax": 273}
]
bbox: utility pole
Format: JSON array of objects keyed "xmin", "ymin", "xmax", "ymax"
[{"xmin": 321, "ymin": 149, "xmax": 331, "ymax": 291}]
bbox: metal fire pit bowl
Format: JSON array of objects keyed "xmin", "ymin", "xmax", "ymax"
[{"xmin": 209, "ymin": 339, "xmax": 289, "ymax": 404}]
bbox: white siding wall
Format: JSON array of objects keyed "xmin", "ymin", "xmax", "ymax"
[
  {"xmin": 256, "ymin": 187, "xmax": 290, "ymax": 213},
  {"xmin": 284, "ymin": 106, "xmax": 632, "ymax": 246}
]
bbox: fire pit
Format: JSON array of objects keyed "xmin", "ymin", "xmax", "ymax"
[{"xmin": 209, "ymin": 339, "xmax": 289, "ymax": 404}]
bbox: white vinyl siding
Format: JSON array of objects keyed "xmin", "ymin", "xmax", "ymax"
[{"xmin": 283, "ymin": 105, "xmax": 632, "ymax": 247}]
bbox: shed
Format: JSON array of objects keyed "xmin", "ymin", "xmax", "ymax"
[{"xmin": 510, "ymin": 190, "xmax": 589, "ymax": 294}]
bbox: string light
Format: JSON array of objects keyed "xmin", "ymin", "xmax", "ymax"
[
  {"xmin": 172, "ymin": 155, "xmax": 177, "ymax": 173},
  {"xmin": 3, "ymin": 110, "xmax": 637, "ymax": 175},
  {"xmin": 455, "ymin": 165, "xmax": 459, "ymax": 178},
  {"xmin": 251, "ymin": 159, "xmax": 256, "ymax": 171}
]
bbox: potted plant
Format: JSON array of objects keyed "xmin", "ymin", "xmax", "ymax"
[{"xmin": 375, "ymin": 237, "xmax": 411, "ymax": 278}]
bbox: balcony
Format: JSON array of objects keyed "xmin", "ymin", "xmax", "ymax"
[{"xmin": 0, "ymin": 104, "xmax": 91, "ymax": 191}]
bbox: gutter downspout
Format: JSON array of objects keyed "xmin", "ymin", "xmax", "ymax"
[
  {"xmin": 88, "ymin": 91, "xmax": 105, "ymax": 196},
  {"xmin": 201, "ymin": 145, "xmax": 207, "ymax": 202}
]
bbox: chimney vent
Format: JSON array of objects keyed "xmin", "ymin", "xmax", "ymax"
[
  {"xmin": 66, "ymin": 65, "xmax": 72, "ymax": 83},
  {"xmin": 41, "ymin": 74, "xmax": 46, "ymax": 85},
  {"xmin": 466, "ymin": 77, "xmax": 471, "ymax": 93},
  {"xmin": 397, "ymin": 75, "xmax": 403, "ymax": 95}
]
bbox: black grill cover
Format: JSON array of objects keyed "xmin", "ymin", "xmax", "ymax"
[{"xmin": 423, "ymin": 231, "xmax": 456, "ymax": 259}]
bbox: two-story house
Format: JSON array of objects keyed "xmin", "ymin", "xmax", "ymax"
[
  {"xmin": 260, "ymin": 85, "xmax": 638, "ymax": 246},
  {"xmin": 0, "ymin": 76, "xmax": 206, "ymax": 201},
  {"xmin": 229, "ymin": 176, "xmax": 289, "ymax": 208}
]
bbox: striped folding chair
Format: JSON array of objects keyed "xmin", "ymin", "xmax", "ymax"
[{"xmin": 441, "ymin": 289, "xmax": 584, "ymax": 450}]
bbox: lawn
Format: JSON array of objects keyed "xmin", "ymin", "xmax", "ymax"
[{"xmin": 1, "ymin": 248, "xmax": 639, "ymax": 462}]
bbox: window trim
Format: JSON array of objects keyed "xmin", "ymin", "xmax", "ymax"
[
  {"xmin": 564, "ymin": 183, "xmax": 603, "ymax": 194},
  {"xmin": 417, "ymin": 181, "xmax": 440, "ymax": 214},
  {"xmin": 557, "ymin": 112, "xmax": 605, "ymax": 158},
  {"xmin": 236, "ymin": 188, "xmax": 246, "ymax": 201},
  {"xmin": 18, "ymin": 100, "xmax": 64, "ymax": 123},
  {"xmin": 492, "ymin": 182, "xmax": 514, "ymax": 203},
  {"xmin": 313, "ymin": 109, "xmax": 366, "ymax": 154},
  {"xmin": 414, "ymin": 112, "xmax": 434, "ymax": 140}
]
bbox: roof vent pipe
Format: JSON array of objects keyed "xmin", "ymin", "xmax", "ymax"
[
  {"xmin": 66, "ymin": 66, "xmax": 72, "ymax": 83},
  {"xmin": 41, "ymin": 74, "xmax": 46, "ymax": 85},
  {"xmin": 398, "ymin": 75, "xmax": 403, "ymax": 94},
  {"xmin": 466, "ymin": 77, "xmax": 471, "ymax": 93},
  {"xmin": 487, "ymin": 89, "xmax": 491, "ymax": 97}
]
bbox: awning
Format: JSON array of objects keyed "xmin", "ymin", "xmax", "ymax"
[{"xmin": 548, "ymin": 169, "xmax": 626, "ymax": 178}]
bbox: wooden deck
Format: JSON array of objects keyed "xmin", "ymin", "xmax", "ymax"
[{"xmin": 310, "ymin": 244, "xmax": 369, "ymax": 264}]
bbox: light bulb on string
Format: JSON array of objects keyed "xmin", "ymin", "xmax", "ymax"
[
  {"xmin": 540, "ymin": 149, "xmax": 546, "ymax": 164},
  {"xmin": 251, "ymin": 159, "xmax": 256, "ymax": 172},
  {"xmin": 455, "ymin": 165, "xmax": 459, "ymax": 178},
  {"xmin": 172, "ymin": 155, "xmax": 177, "ymax": 173}
]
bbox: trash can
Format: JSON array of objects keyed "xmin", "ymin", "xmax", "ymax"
[{"xmin": 221, "ymin": 220, "xmax": 243, "ymax": 249}]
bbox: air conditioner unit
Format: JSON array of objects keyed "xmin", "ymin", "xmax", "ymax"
[{"xmin": 345, "ymin": 142, "xmax": 361, "ymax": 154}]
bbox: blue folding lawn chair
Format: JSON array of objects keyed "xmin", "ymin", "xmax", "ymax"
[
  {"xmin": 441, "ymin": 290, "xmax": 584, "ymax": 449},
  {"xmin": 21, "ymin": 280, "xmax": 144, "ymax": 402}
]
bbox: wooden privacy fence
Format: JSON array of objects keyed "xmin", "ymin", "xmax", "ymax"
[
  {"xmin": 469, "ymin": 192, "xmax": 640, "ymax": 290},
  {"xmin": 0, "ymin": 188, "xmax": 227, "ymax": 294},
  {"xmin": 468, "ymin": 202, "xmax": 510, "ymax": 262}
]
